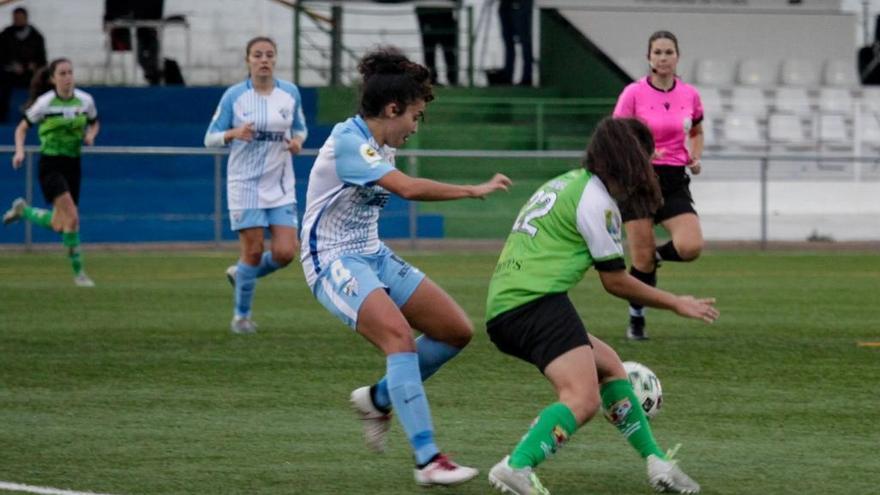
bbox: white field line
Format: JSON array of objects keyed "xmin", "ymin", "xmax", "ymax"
[{"xmin": 0, "ymin": 481, "xmax": 121, "ymax": 495}]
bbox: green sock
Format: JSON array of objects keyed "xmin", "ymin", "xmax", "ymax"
[
  {"xmin": 23, "ymin": 206, "xmax": 53, "ymax": 229},
  {"xmin": 508, "ymin": 402, "xmax": 578, "ymax": 469},
  {"xmin": 62, "ymin": 231, "xmax": 83, "ymax": 275},
  {"xmin": 601, "ymin": 378, "xmax": 665, "ymax": 459}
]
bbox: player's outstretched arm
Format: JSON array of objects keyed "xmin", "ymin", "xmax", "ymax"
[
  {"xmin": 598, "ymin": 268, "xmax": 718, "ymax": 323},
  {"xmin": 378, "ymin": 170, "xmax": 511, "ymax": 201}
]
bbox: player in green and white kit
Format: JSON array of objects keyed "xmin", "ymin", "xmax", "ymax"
[
  {"xmin": 3, "ymin": 58, "xmax": 99, "ymax": 287},
  {"xmin": 486, "ymin": 118, "xmax": 718, "ymax": 495}
]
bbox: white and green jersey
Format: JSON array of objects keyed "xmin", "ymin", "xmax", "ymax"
[
  {"xmin": 486, "ymin": 168, "xmax": 626, "ymax": 321},
  {"xmin": 25, "ymin": 89, "xmax": 97, "ymax": 157}
]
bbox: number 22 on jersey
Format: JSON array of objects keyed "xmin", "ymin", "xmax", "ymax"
[{"xmin": 512, "ymin": 190, "xmax": 558, "ymax": 237}]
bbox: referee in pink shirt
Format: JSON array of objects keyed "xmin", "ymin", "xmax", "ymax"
[{"xmin": 613, "ymin": 30, "xmax": 705, "ymax": 341}]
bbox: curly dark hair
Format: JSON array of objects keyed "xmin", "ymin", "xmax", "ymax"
[
  {"xmin": 583, "ymin": 117, "xmax": 662, "ymax": 219},
  {"xmin": 358, "ymin": 47, "xmax": 434, "ymax": 118}
]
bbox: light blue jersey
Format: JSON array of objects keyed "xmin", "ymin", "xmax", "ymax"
[
  {"xmin": 204, "ymin": 78, "xmax": 308, "ymax": 210},
  {"xmin": 300, "ymin": 115, "xmax": 397, "ymax": 288}
]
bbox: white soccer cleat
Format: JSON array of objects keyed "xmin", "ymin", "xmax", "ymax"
[
  {"xmin": 73, "ymin": 272, "xmax": 95, "ymax": 288},
  {"xmin": 2, "ymin": 197, "xmax": 26, "ymax": 225},
  {"xmin": 488, "ymin": 456, "xmax": 550, "ymax": 495},
  {"xmin": 349, "ymin": 386, "xmax": 392, "ymax": 453},
  {"xmin": 230, "ymin": 315, "xmax": 257, "ymax": 334},
  {"xmin": 414, "ymin": 453, "xmax": 479, "ymax": 487},
  {"xmin": 647, "ymin": 454, "xmax": 701, "ymax": 493},
  {"xmin": 225, "ymin": 265, "xmax": 237, "ymax": 288}
]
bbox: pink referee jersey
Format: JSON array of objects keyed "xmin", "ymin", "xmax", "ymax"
[{"xmin": 613, "ymin": 77, "xmax": 703, "ymax": 167}]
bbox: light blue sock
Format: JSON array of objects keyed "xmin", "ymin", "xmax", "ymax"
[
  {"xmin": 255, "ymin": 251, "xmax": 282, "ymax": 278},
  {"xmin": 373, "ymin": 335, "xmax": 462, "ymax": 410},
  {"xmin": 234, "ymin": 261, "xmax": 260, "ymax": 318},
  {"xmin": 386, "ymin": 352, "xmax": 439, "ymax": 465}
]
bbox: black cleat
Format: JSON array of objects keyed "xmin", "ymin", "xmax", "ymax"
[{"xmin": 627, "ymin": 316, "xmax": 649, "ymax": 341}]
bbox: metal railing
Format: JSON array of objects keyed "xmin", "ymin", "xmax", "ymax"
[{"xmin": 1, "ymin": 145, "xmax": 878, "ymax": 250}]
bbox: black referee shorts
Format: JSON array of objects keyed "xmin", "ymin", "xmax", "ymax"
[
  {"xmin": 38, "ymin": 155, "xmax": 82, "ymax": 205},
  {"xmin": 486, "ymin": 293, "xmax": 591, "ymax": 374},
  {"xmin": 620, "ymin": 164, "xmax": 697, "ymax": 223}
]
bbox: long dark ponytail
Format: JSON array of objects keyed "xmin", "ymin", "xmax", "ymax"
[
  {"xmin": 583, "ymin": 117, "xmax": 662, "ymax": 218},
  {"xmin": 26, "ymin": 58, "xmax": 70, "ymax": 108}
]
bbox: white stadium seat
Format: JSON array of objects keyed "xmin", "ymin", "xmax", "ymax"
[
  {"xmin": 730, "ymin": 87, "xmax": 769, "ymax": 115},
  {"xmin": 722, "ymin": 113, "xmax": 765, "ymax": 149},
  {"xmin": 817, "ymin": 114, "xmax": 852, "ymax": 151},
  {"xmin": 818, "ymin": 87, "xmax": 854, "ymax": 115},
  {"xmin": 737, "ymin": 58, "xmax": 778, "ymax": 87},
  {"xmin": 822, "ymin": 59, "xmax": 858, "ymax": 88},
  {"xmin": 780, "ymin": 59, "xmax": 821, "ymax": 87},
  {"xmin": 768, "ymin": 114, "xmax": 813, "ymax": 150},
  {"xmin": 773, "ymin": 87, "xmax": 814, "ymax": 115},
  {"xmin": 693, "ymin": 58, "xmax": 736, "ymax": 87}
]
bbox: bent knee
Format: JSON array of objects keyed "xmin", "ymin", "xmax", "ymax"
[
  {"xmin": 561, "ymin": 390, "xmax": 602, "ymax": 425},
  {"xmin": 271, "ymin": 249, "xmax": 296, "ymax": 267},
  {"xmin": 677, "ymin": 241, "xmax": 703, "ymax": 261}
]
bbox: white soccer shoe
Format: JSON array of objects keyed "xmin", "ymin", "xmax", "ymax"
[
  {"xmin": 647, "ymin": 453, "xmax": 701, "ymax": 493},
  {"xmin": 414, "ymin": 453, "xmax": 479, "ymax": 487},
  {"xmin": 230, "ymin": 315, "xmax": 257, "ymax": 334},
  {"xmin": 349, "ymin": 386, "xmax": 392, "ymax": 453},
  {"xmin": 488, "ymin": 456, "xmax": 550, "ymax": 495},
  {"xmin": 2, "ymin": 197, "xmax": 26, "ymax": 225},
  {"xmin": 225, "ymin": 265, "xmax": 237, "ymax": 287},
  {"xmin": 73, "ymin": 272, "xmax": 95, "ymax": 288}
]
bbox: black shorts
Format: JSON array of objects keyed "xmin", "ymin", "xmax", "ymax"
[
  {"xmin": 38, "ymin": 155, "xmax": 81, "ymax": 205},
  {"xmin": 620, "ymin": 165, "xmax": 696, "ymax": 223},
  {"xmin": 486, "ymin": 293, "xmax": 591, "ymax": 373}
]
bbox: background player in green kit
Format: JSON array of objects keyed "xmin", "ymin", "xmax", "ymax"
[
  {"xmin": 485, "ymin": 118, "xmax": 718, "ymax": 495},
  {"xmin": 3, "ymin": 58, "xmax": 99, "ymax": 287}
]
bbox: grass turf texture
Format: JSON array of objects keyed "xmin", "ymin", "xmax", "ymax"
[{"xmin": 0, "ymin": 250, "xmax": 877, "ymax": 494}]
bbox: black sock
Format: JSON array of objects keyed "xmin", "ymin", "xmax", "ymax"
[
  {"xmin": 628, "ymin": 266, "xmax": 657, "ymax": 312},
  {"xmin": 656, "ymin": 241, "xmax": 684, "ymax": 262}
]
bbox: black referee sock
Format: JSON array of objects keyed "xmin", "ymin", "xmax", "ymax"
[
  {"xmin": 656, "ymin": 241, "xmax": 684, "ymax": 262},
  {"xmin": 628, "ymin": 266, "xmax": 657, "ymax": 313}
]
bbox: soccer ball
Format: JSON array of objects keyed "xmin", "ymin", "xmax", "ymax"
[{"xmin": 623, "ymin": 361, "xmax": 663, "ymax": 420}]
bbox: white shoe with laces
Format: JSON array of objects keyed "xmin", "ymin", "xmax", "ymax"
[
  {"xmin": 229, "ymin": 315, "xmax": 257, "ymax": 334},
  {"xmin": 2, "ymin": 197, "xmax": 26, "ymax": 225},
  {"xmin": 488, "ymin": 456, "xmax": 549, "ymax": 495},
  {"xmin": 414, "ymin": 453, "xmax": 479, "ymax": 487},
  {"xmin": 647, "ymin": 445, "xmax": 700, "ymax": 493},
  {"xmin": 73, "ymin": 272, "xmax": 95, "ymax": 287},
  {"xmin": 349, "ymin": 386, "xmax": 391, "ymax": 453}
]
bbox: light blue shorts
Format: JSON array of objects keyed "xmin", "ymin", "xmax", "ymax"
[
  {"xmin": 229, "ymin": 203, "xmax": 298, "ymax": 231},
  {"xmin": 313, "ymin": 246, "xmax": 425, "ymax": 329}
]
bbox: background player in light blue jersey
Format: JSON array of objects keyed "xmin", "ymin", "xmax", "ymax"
[
  {"xmin": 300, "ymin": 48, "xmax": 510, "ymax": 487},
  {"xmin": 204, "ymin": 36, "xmax": 308, "ymax": 334}
]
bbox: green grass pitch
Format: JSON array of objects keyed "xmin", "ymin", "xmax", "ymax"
[{"xmin": 0, "ymin": 249, "xmax": 877, "ymax": 494}]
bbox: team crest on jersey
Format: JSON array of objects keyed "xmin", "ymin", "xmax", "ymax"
[
  {"xmin": 605, "ymin": 209, "xmax": 621, "ymax": 239},
  {"xmin": 359, "ymin": 143, "xmax": 383, "ymax": 167},
  {"xmin": 279, "ymin": 107, "xmax": 291, "ymax": 120}
]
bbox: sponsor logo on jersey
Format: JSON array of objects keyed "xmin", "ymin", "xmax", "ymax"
[
  {"xmin": 253, "ymin": 130, "xmax": 286, "ymax": 142},
  {"xmin": 359, "ymin": 143, "xmax": 383, "ymax": 166},
  {"xmin": 353, "ymin": 188, "xmax": 390, "ymax": 208}
]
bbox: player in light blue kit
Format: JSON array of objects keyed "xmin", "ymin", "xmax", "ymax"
[
  {"xmin": 205, "ymin": 36, "xmax": 308, "ymax": 334},
  {"xmin": 300, "ymin": 47, "xmax": 510, "ymax": 487}
]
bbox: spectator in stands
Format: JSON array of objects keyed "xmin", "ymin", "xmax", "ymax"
[
  {"xmin": 0, "ymin": 7, "xmax": 46, "ymax": 122},
  {"xmin": 3, "ymin": 58, "xmax": 100, "ymax": 287},
  {"xmin": 103, "ymin": 0, "xmax": 163, "ymax": 85},
  {"xmin": 204, "ymin": 36, "xmax": 308, "ymax": 335},
  {"xmin": 416, "ymin": 1, "xmax": 460, "ymax": 85},
  {"xmin": 485, "ymin": 117, "xmax": 714, "ymax": 495},
  {"xmin": 499, "ymin": 0, "xmax": 533, "ymax": 86},
  {"xmin": 612, "ymin": 30, "xmax": 705, "ymax": 341},
  {"xmin": 300, "ymin": 47, "xmax": 510, "ymax": 487}
]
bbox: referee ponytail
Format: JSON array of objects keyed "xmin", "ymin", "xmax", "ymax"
[{"xmin": 583, "ymin": 117, "xmax": 662, "ymax": 219}]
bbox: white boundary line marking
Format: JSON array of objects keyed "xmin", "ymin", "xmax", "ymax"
[{"xmin": 0, "ymin": 481, "xmax": 121, "ymax": 495}]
